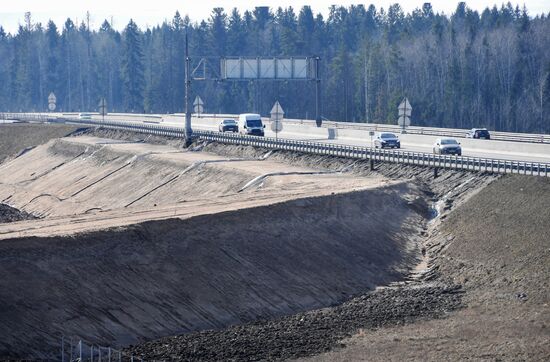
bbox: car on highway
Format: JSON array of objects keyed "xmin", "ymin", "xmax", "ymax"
[
  {"xmin": 466, "ymin": 128, "xmax": 491, "ymax": 139},
  {"xmin": 433, "ymin": 137, "xmax": 462, "ymax": 156},
  {"xmin": 374, "ymin": 132, "xmax": 400, "ymax": 149},
  {"xmin": 238, "ymin": 113, "xmax": 265, "ymax": 137},
  {"xmin": 218, "ymin": 119, "xmax": 238, "ymax": 132},
  {"xmin": 78, "ymin": 112, "xmax": 92, "ymax": 120}
]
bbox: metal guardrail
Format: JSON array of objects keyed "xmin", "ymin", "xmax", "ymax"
[
  {"xmin": 3, "ymin": 112, "xmax": 549, "ymax": 144},
  {"xmin": 44, "ymin": 117, "xmax": 548, "ymax": 177},
  {"xmin": 0, "ymin": 112, "xmax": 49, "ymax": 122},
  {"xmin": 280, "ymin": 118, "xmax": 550, "ymax": 144},
  {"xmin": 171, "ymin": 113, "xmax": 550, "ymax": 144},
  {"xmin": 1, "ymin": 113, "xmax": 548, "ymax": 176},
  {"xmin": 197, "ymin": 131, "xmax": 549, "ymax": 177}
]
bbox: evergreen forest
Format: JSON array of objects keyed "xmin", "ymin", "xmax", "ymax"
[{"xmin": 1, "ymin": 2, "xmax": 549, "ymax": 132}]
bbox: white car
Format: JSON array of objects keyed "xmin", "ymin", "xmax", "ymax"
[
  {"xmin": 78, "ymin": 112, "xmax": 92, "ymax": 120},
  {"xmin": 433, "ymin": 138, "xmax": 462, "ymax": 156}
]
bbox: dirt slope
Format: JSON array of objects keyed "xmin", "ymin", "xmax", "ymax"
[
  {"xmin": 0, "ymin": 132, "xmax": 432, "ymax": 358},
  {"xmin": 0, "ymin": 123, "xmax": 78, "ymax": 163},
  {"xmin": 299, "ymin": 175, "xmax": 550, "ymax": 361},
  {"xmin": 0, "ymin": 183, "xmax": 426, "ymax": 358},
  {"xmin": 0, "ymin": 136, "xmax": 389, "ymax": 220},
  {"xmin": 0, "ymin": 129, "xmax": 517, "ymax": 360},
  {"xmin": 0, "ymin": 136, "xmax": 391, "ymax": 238},
  {"xmin": 0, "ymin": 137, "xmax": 255, "ymax": 217}
]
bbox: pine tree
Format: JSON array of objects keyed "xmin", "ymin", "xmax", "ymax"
[
  {"xmin": 121, "ymin": 19, "xmax": 145, "ymax": 112},
  {"xmin": 45, "ymin": 21, "xmax": 60, "ymax": 101},
  {"xmin": 0, "ymin": 26, "xmax": 10, "ymax": 110}
]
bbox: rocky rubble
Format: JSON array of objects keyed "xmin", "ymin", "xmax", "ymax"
[
  {"xmin": 0, "ymin": 204, "xmax": 36, "ymax": 223},
  {"xmin": 126, "ymin": 284, "xmax": 462, "ymax": 361}
]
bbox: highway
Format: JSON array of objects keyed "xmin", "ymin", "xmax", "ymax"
[
  {"xmin": 169, "ymin": 116, "xmax": 550, "ymax": 164},
  {"xmin": 3, "ymin": 112, "xmax": 550, "ymax": 164}
]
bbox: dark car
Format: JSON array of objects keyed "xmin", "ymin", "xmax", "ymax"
[
  {"xmin": 374, "ymin": 132, "xmax": 401, "ymax": 149},
  {"xmin": 433, "ymin": 138, "xmax": 462, "ymax": 156},
  {"xmin": 219, "ymin": 119, "xmax": 238, "ymax": 132},
  {"xmin": 466, "ymin": 128, "xmax": 490, "ymax": 139}
]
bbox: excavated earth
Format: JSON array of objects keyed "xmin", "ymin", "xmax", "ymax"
[
  {"xmin": 0, "ymin": 123, "xmax": 78, "ymax": 163},
  {"xmin": 0, "ymin": 123, "xmax": 77, "ymax": 223},
  {"xmin": 299, "ymin": 175, "xmax": 550, "ymax": 362},
  {"xmin": 0, "ymin": 125, "xmax": 548, "ymax": 361},
  {"xmin": 0, "ymin": 127, "xmax": 426, "ymax": 358}
]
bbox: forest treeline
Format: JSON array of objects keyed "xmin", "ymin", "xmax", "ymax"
[{"xmin": 0, "ymin": 2, "xmax": 549, "ymax": 132}]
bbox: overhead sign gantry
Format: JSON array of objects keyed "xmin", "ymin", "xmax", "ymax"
[
  {"xmin": 221, "ymin": 57, "xmax": 314, "ymax": 80},
  {"xmin": 184, "ymin": 54, "xmax": 322, "ymax": 143}
]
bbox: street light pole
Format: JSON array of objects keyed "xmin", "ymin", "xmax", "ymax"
[
  {"xmin": 315, "ymin": 56, "xmax": 321, "ymax": 127},
  {"xmin": 184, "ymin": 28, "xmax": 192, "ymax": 144}
]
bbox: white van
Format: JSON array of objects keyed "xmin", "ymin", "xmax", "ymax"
[{"xmin": 238, "ymin": 113, "xmax": 265, "ymax": 136}]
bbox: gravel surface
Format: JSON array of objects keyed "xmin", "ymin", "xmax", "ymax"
[
  {"xmin": 0, "ymin": 204, "xmax": 35, "ymax": 223},
  {"xmin": 125, "ymin": 284, "xmax": 463, "ymax": 361}
]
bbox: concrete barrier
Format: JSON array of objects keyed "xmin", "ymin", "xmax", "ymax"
[{"xmin": 278, "ymin": 123, "xmax": 330, "ymax": 139}]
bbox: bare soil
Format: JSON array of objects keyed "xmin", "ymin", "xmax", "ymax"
[
  {"xmin": 0, "ymin": 185, "xmax": 427, "ymax": 358},
  {"xmin": 0, "ymin": 123, "xmax": 78, "ymax": 163},
  {"xmin": 126, "ymin": 284, "xmax": 462, "ymax": 361},
  {"xmin": 121, "ymin": 174, "xmax": 549, "ymax": 362},
  {"xmin": 298, "ymin": 175, "xmax": 550, "ymax": 361},
  {"xmin": 2, "ymin": 127, "xmax": 545, "ymax": 361},
  {"xmin": 0, "ymin": 136, "xmax": 388, "ymax": 235},
  {"xmin": 0, "ymin": 131, "xmax": 430, "ymax": 359}
]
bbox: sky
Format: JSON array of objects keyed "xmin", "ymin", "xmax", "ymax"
[{"xmin": 1, "ymin": 0, "xmax": 549, "ymax": 34}]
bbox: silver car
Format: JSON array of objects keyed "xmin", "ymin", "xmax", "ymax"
[
  {"xmin": 374, "ymin": 132, "xmax": 401, "ymax": 149},
  {"xmin": 218, "ymin": 119, "xmax": 238, "ymax": 132},
  {"xmin": 433, "ymin": 138, "xmax": 462, "ymax": 156}
]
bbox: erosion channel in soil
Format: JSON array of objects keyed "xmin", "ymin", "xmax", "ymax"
[{"xmin": 0, "ymin": 133, "xmax": 435, "ymax": 358}]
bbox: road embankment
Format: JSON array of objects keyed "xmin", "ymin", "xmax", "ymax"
[
  {"xmin": 0, "ymin": 182, "xmax": 427, "ymax": 358},
  {"xmin": 0, "ymin": 123, "xmax": 78, "ymax": 163}
]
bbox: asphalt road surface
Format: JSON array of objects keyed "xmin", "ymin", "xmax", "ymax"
[
  {"xmin": 50, "ymin": 113, "xmax": 550, "ymax": 164},
  {"xmin": 182, "ymin": 118, "xmax": 550, "ymax": 163}
]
